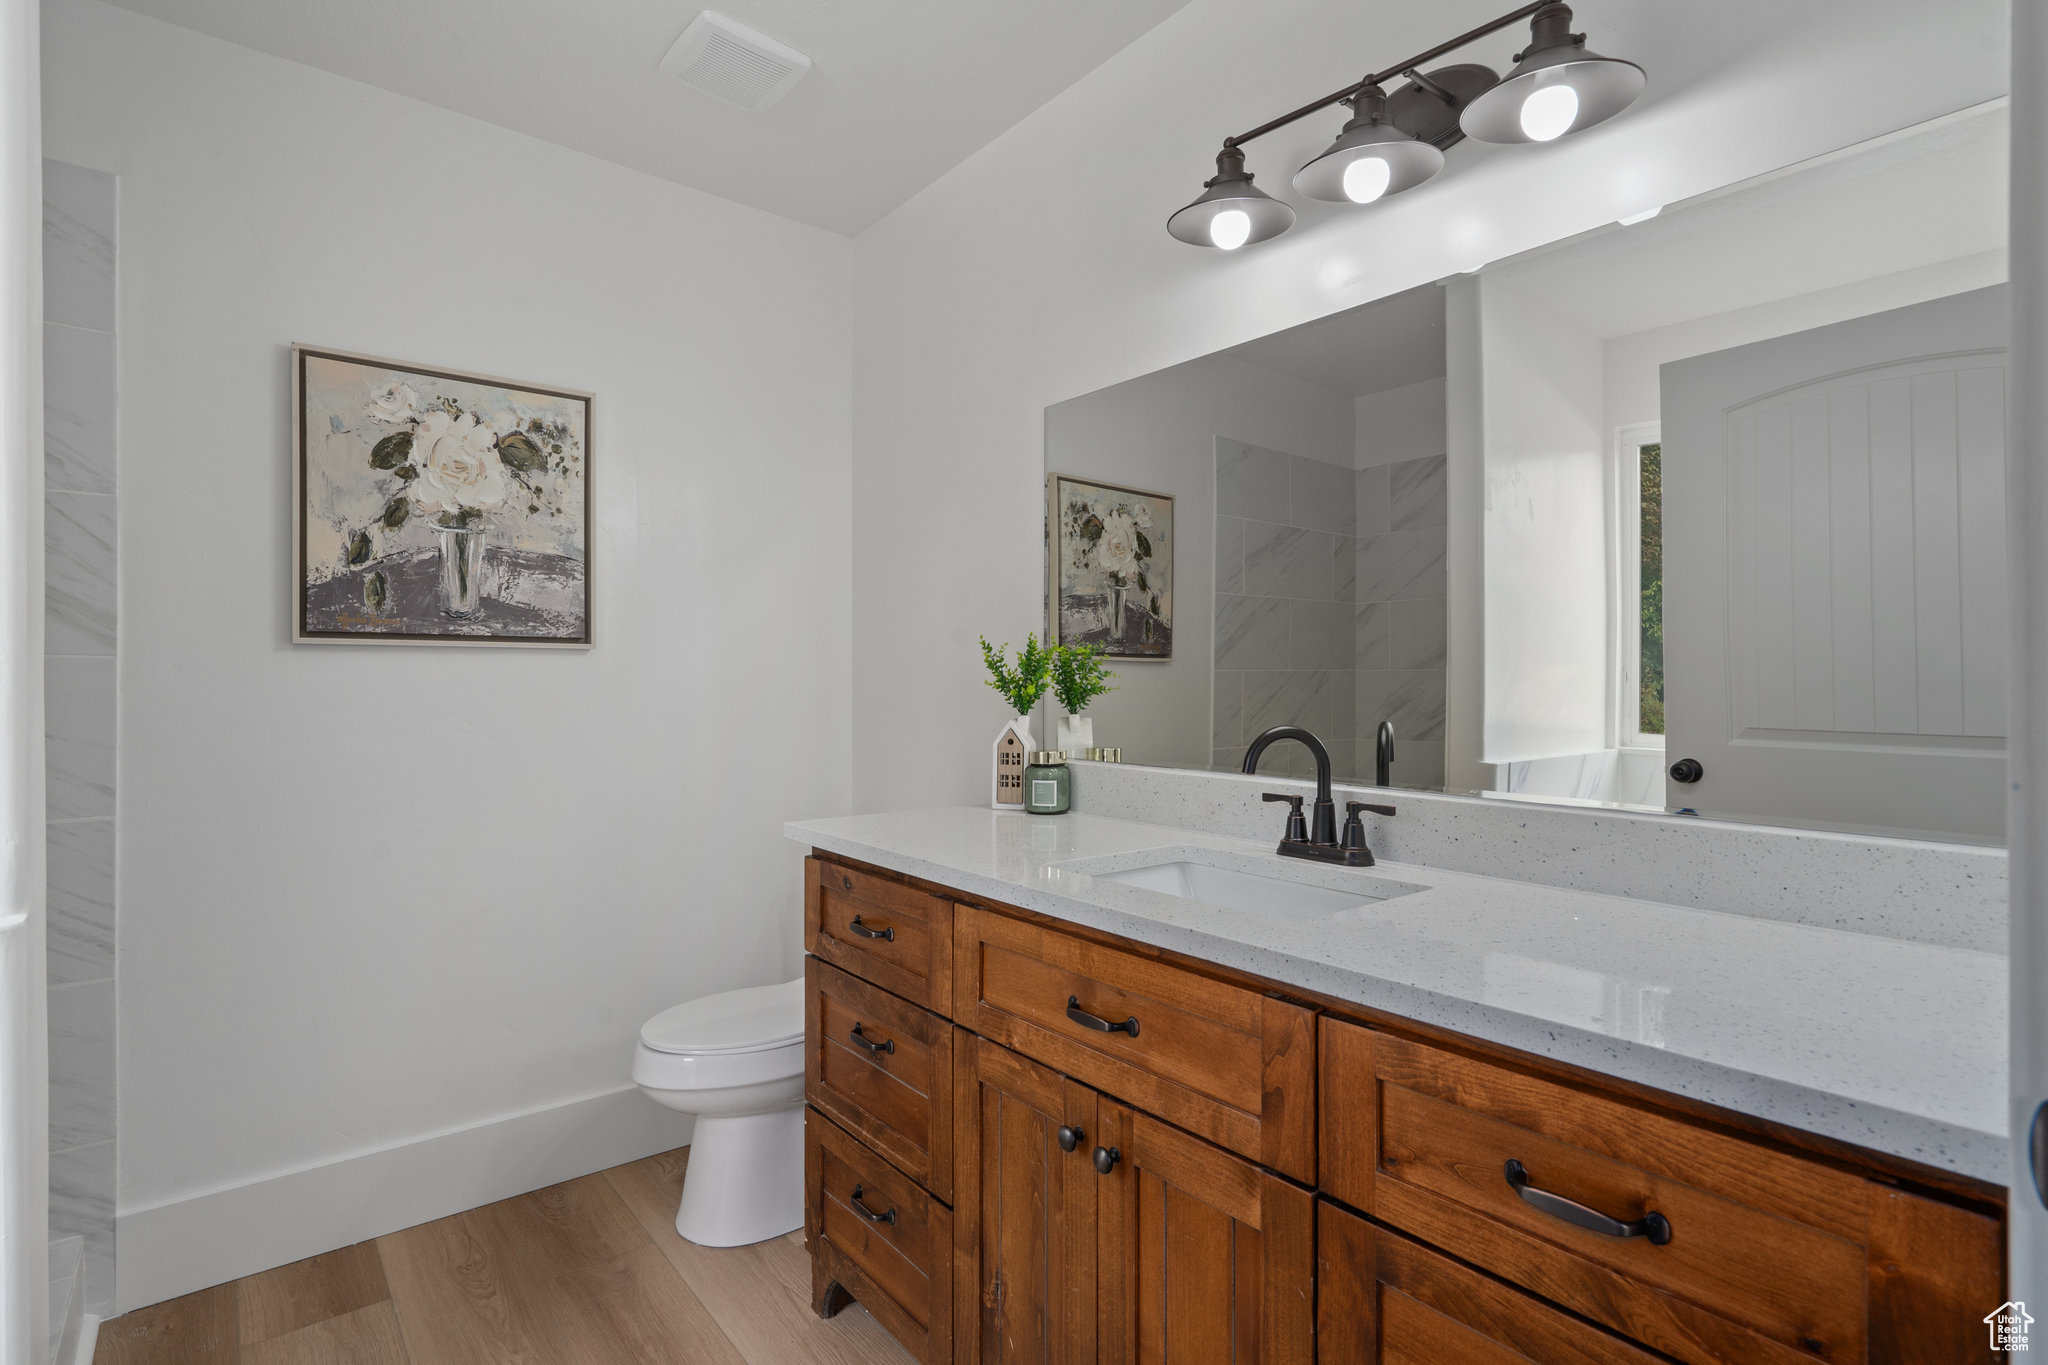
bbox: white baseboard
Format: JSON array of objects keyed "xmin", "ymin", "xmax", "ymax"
[{"xmin": 115, "ymin": 1085, "xmax": 692, "ymax": 1313}]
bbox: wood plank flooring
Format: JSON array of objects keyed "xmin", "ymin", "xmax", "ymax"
[{"xmin": 95, "ymin": 1147, "xmax": 915, "ymax": 1365}]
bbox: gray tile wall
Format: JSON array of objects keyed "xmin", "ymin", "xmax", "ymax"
[
  {"xmin": 45, "ymin": 159, "xmax": 116, "ymax": 1315},
  {"xmin": 1212, "ymin": 439, "xmax": 1358, "ymax": 779},
  {"xmin": 1354, "ymin": 454, "xmax": 1446, "ymax": 789}
]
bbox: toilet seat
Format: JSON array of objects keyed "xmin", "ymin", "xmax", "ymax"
[
  {"xmin": 632, "ymin": 977, "xmax": 806, "ymax": 1093},
  {"xmin": 640, "ymin": 978, "xmax": 804, "ymax": 1056}
]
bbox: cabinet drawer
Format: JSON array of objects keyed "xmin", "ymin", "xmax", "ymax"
[
  {"xmin": 1322, "ymin": 1020, "xmax": 2011, "ymax": 1365},
  {"xmin": 1320, "ymin": 1201, "xmax": 1667, "ymax": 1364},
  {"xmin": 805, "ymin": 957, "xmax": 955, "ymax": 1203},
  {"xmin": 806, "ymin": 857, "xmax": 953, "ymax": 1013},
  {"xmin": 806, "ymin": 1108, "xmax": 954, "ymax": 1365},
  {"xmin": 954, "ymin": 902, "xmax": 1315, "ymax": 1181}
]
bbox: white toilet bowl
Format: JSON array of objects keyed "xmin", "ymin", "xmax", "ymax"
[{"xmin": 633, "ymin": 977, "xmax": 806, "ymax": 1248}]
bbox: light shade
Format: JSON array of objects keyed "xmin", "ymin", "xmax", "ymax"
[
  {"xmin": 1168, "ymin": 148, "xmax": 1296, "ymax": 249},
  {"xmin": 1292, "ymin": 86, "xmax": 1445, "ymax": 204},
  {"xmin": 1459, "ymin": 3, "xmax": 1645, "ymax": 145}
]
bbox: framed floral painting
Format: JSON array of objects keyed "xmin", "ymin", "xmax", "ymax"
[
  {"xmin": 1048, "ymin": 473, "xmax": 1173, "ymax": 659},
  {"xmin": 292, "ymin": 346, "xmax": 592, "ymax": 647}
]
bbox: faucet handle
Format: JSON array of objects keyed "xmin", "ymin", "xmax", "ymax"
[
  {"xmin": 1347, "ymin": 801, "xmax": 1396, "ymax": 818},
  {"xmin": 1263, "ymin": 792, "xmax": 1310, "ymax": 843}
]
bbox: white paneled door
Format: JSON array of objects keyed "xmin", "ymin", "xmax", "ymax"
[{"xmin": 1662, "ymin": 285, "xmax": 2009, "ymax": 840}]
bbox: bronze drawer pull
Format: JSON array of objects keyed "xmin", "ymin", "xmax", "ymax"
[
  {"xmin": 849, "ymin": 1023, "xmax": 895, "ymax": 1057},
  {"xmin": 1067, "ymin": 996, "xmax": 1140, "ymax": 1037},
  {"xmin": 848, "ymin": 1185, "xmax": 897, "ymax": 1225},
  {"xmin": 847, "ymin": 915, "xmax": 895, "ymax": 942},
  {"xmin": 1057, "ymin": 1125, "xmax": 1085, "ymax": 1153},
  {"xmin": 1093, "ymin": 1145, "xmax": 1122, "ymax": 1175},
  {"xmin": 1504, "ymin": 1160, "xmax": 1672, "ymax": 1245}
]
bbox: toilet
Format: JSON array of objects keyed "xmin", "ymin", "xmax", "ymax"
[{"xmin": 633, "ymin": 977, "xmax": 806, "ymax": 1247}]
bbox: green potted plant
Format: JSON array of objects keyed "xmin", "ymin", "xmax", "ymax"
[
  {"xmin": 980, "ymin": 635, "xmax": 1053, "ymax": 808},
  {"xmin": 1051, "ymin": 643, "xmax": 1117, "ymax": 756}
]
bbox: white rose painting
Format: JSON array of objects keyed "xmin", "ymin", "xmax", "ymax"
[
  {"xmin": 294, "ymin": 347, "xmax": 592, "ymax": 646},
  {"xmin": 1047, "ymin": 473, "xmax": 1173, "ymax": 658}
]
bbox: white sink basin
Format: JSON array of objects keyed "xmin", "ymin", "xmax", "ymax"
[{"xmin": 1093, "ymin": 854, "xmax": 1421, "ymax": 921}]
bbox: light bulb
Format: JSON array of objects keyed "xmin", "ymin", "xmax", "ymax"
[
  {"xmin": 1519, "ymin": 84, "xmax": 1579, "ymax": 141},
  {"xmin": 1341, "ymin": 156, "xmax": 1392, "ymax": 204},
  {"xmin": 1209, "ymin": 209, "xmax": 1252, "ymax": 250}
]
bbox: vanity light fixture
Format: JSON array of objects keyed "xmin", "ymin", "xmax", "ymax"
[
  {"xmin": 1292, "ymin": 84, "xmax": 1444, "ymax": 204},
  {"xmin": 1166, "ymin": 146, "xmax": 1297, "ymax": 249},
  {"xmin": 1460, "ymin": 3, "xmax": 1646, "ymax": 145},
  {"xmin": 1168, "ymin": 1, "xmax": 1644, "ymax": 248}
]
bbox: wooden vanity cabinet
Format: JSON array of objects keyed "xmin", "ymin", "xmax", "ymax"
[
  {"xmin": 952, "ymin": 1031, "xmax": 1315, "ymax": 1365},
  {"xmin": 1093, "ymin": 1100, "xmax": 1315, "ymax": 1365},
  {"xmin": 953, "ymin": 901, "xmax": 1317, "ymax": 1183},
  {"xmin": 953, "ymin": 1033, "xmax": 1100, "ymax": 1365},
  {"xmin": 1320, "ymin": 1201, "xmax": 1669, "ymax": 1364},
  {"xmin": 807, "ymin": 855, "xmax": 954, "ymax": 1013},
  {"xmin": 802, "ymin": 853, "xmax": 2007, "ymax": 1365},
  {"xmin": 808, "ymin": 1107, "xmax": 956, "ymax": 1365},
  {"xmin": 1321, "ymin": 1016, "xmax": 2004, "ymax": 1365}
]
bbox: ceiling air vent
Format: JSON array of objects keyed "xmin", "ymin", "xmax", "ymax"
[{"xmin": 659, "ymin": 12, "xmax": 812, "ymax": 113}]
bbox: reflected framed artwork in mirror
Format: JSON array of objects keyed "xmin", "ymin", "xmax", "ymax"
[
  {"xmin": 1042, "ymin": 103, "xmax": 2009, "ymax": 844},
  {"xmin": 1048, "ymin": 473, "xmax": 1174, "ymax": 659}
]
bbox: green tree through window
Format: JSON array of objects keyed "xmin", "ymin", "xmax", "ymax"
[{"xmin": 1638, "ymin": 442, "xmax": 1664, "ymax": 736}]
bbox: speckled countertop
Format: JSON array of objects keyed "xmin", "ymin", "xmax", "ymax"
[{"xmin": 787, "ymin": 807, "xmax": 2007, "ymax": 1185}]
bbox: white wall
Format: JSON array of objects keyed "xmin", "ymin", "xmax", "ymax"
[
  {"xmin": 1474, "ymin": 276, "xmax": 1609, "ymax": 765},
  {"xmin": 1354, "ymin": 378, "xmax": 1445, "ymax": 470},
  {"xmin": 847, "ymin": 0, "xmax": 2010, "ymax": 815},
  {"xmin": 1043, "ymin": 354, "xmax": 1352, "ymax": 768},
  {"xmin": 44, "ymin": 0, "xmax": 853, "ymax": 1308},
  {"xmin": 1603, "ymin": 249, "xmax": 2009, "ymax": 435}
]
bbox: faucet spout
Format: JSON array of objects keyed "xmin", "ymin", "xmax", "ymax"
[{"xmin": 1242, "ymin": 725, "xmax": 1337, "ymax": 845}]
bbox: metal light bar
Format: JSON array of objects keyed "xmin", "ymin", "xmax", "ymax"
[{"xmin": 1221, "ymin": 2, "xmax": 1546, "ymax": 151}]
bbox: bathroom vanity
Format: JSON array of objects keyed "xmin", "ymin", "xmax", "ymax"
[{"xmin": 790, "ymin": 807, "xmax": 2004, "ymax": 1365}]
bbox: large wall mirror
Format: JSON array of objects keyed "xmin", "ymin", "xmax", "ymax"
[{"xmin": 1045, "ymin": 104, "xmax": 2008, "ymax": 845}]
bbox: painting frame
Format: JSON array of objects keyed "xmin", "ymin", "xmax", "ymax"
[
  {"xmin": 291, "ymin": 344, "xmax": 595, "ymax": 649},
  {"xmin": 1047, "ymin": 471, "xmax": 1174, "ymax": 660}
]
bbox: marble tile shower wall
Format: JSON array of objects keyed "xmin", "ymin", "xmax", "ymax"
[
  {"xmin": 45, "ymin": 160, "xmax": 116, "ymax": 1315},
  {"xmin": 1212, "ymin": 439, "xmax": 1358, "ymax": 779},
  {"xmin": 1354, "ymin": 454, "xmax": 1446, "ymax": 789}
]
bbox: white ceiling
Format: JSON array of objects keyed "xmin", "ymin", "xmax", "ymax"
[
  {"xmin": 1224, "ymin": 283, "xmax": 1446, "ymax": 397},
  {"xmin": 100, "ymin": 0, "xmax": 1198, "ymax": 235}
]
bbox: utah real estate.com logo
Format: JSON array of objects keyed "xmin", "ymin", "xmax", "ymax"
[{"xmin": 1988, "ymin": 1300, "xmax": 2034, "ymax": 1351}]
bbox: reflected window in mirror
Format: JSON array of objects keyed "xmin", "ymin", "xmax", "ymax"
[{"xmin": 1615, "ymin": 425, "xmax": 1664, "ymax": 751}]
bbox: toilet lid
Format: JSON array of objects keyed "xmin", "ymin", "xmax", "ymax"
[{"xmin": 640, "ymin": 978, "xmax": 805, "ymax": 1055}]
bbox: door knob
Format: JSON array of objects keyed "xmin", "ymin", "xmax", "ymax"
[
  {"xmin": 1093, "ymin": 1145, "xmax": 1121, "ymax": 1175},
  {"xmin": 1057, "ymin": 1125, "xmax": 1084, "ymax": 1153},
  {"xmin": 1669, "ymin": 758, "xmax": 1704, "ymax": 783}
]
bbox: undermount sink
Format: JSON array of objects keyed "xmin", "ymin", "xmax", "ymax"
[{"xmin": 1092, "ymin": 853, "xmax": 1422, "ymax": 921}]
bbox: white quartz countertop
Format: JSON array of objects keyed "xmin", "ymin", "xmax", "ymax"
[{"xmin": 787, "ymin": 807, "xmax": 2008, "ymax": 1185}]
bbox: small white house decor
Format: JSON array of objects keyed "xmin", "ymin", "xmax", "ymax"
[
  {"xmin": 993, "ymin": 721, "xmax": 1032, "ymax": 808},
  {"xmin": 981, "ymin": 634, "xmax": 1054, "ymax": 810}
]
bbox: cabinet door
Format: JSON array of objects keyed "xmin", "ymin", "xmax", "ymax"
[
  {"xmin": 955, "ymin": 1034, "xmax": 1100, "ymax": 1365},
  {"xmin": 1095, "ymin": 1101, "xmax": 1314, "ymax": 1365},
  {"xmin": 1319, "ymin": 1201, "xmax": 1668, "ymax": 1364}
]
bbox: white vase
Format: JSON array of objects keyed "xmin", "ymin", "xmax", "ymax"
[
  {"xmin": 991, "ymin": 716, "xmax": 1036, "ymax": 809},
  {"xmin": 1057, "ymin": 714, "xmax": 1094, "ymax": 756}
]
